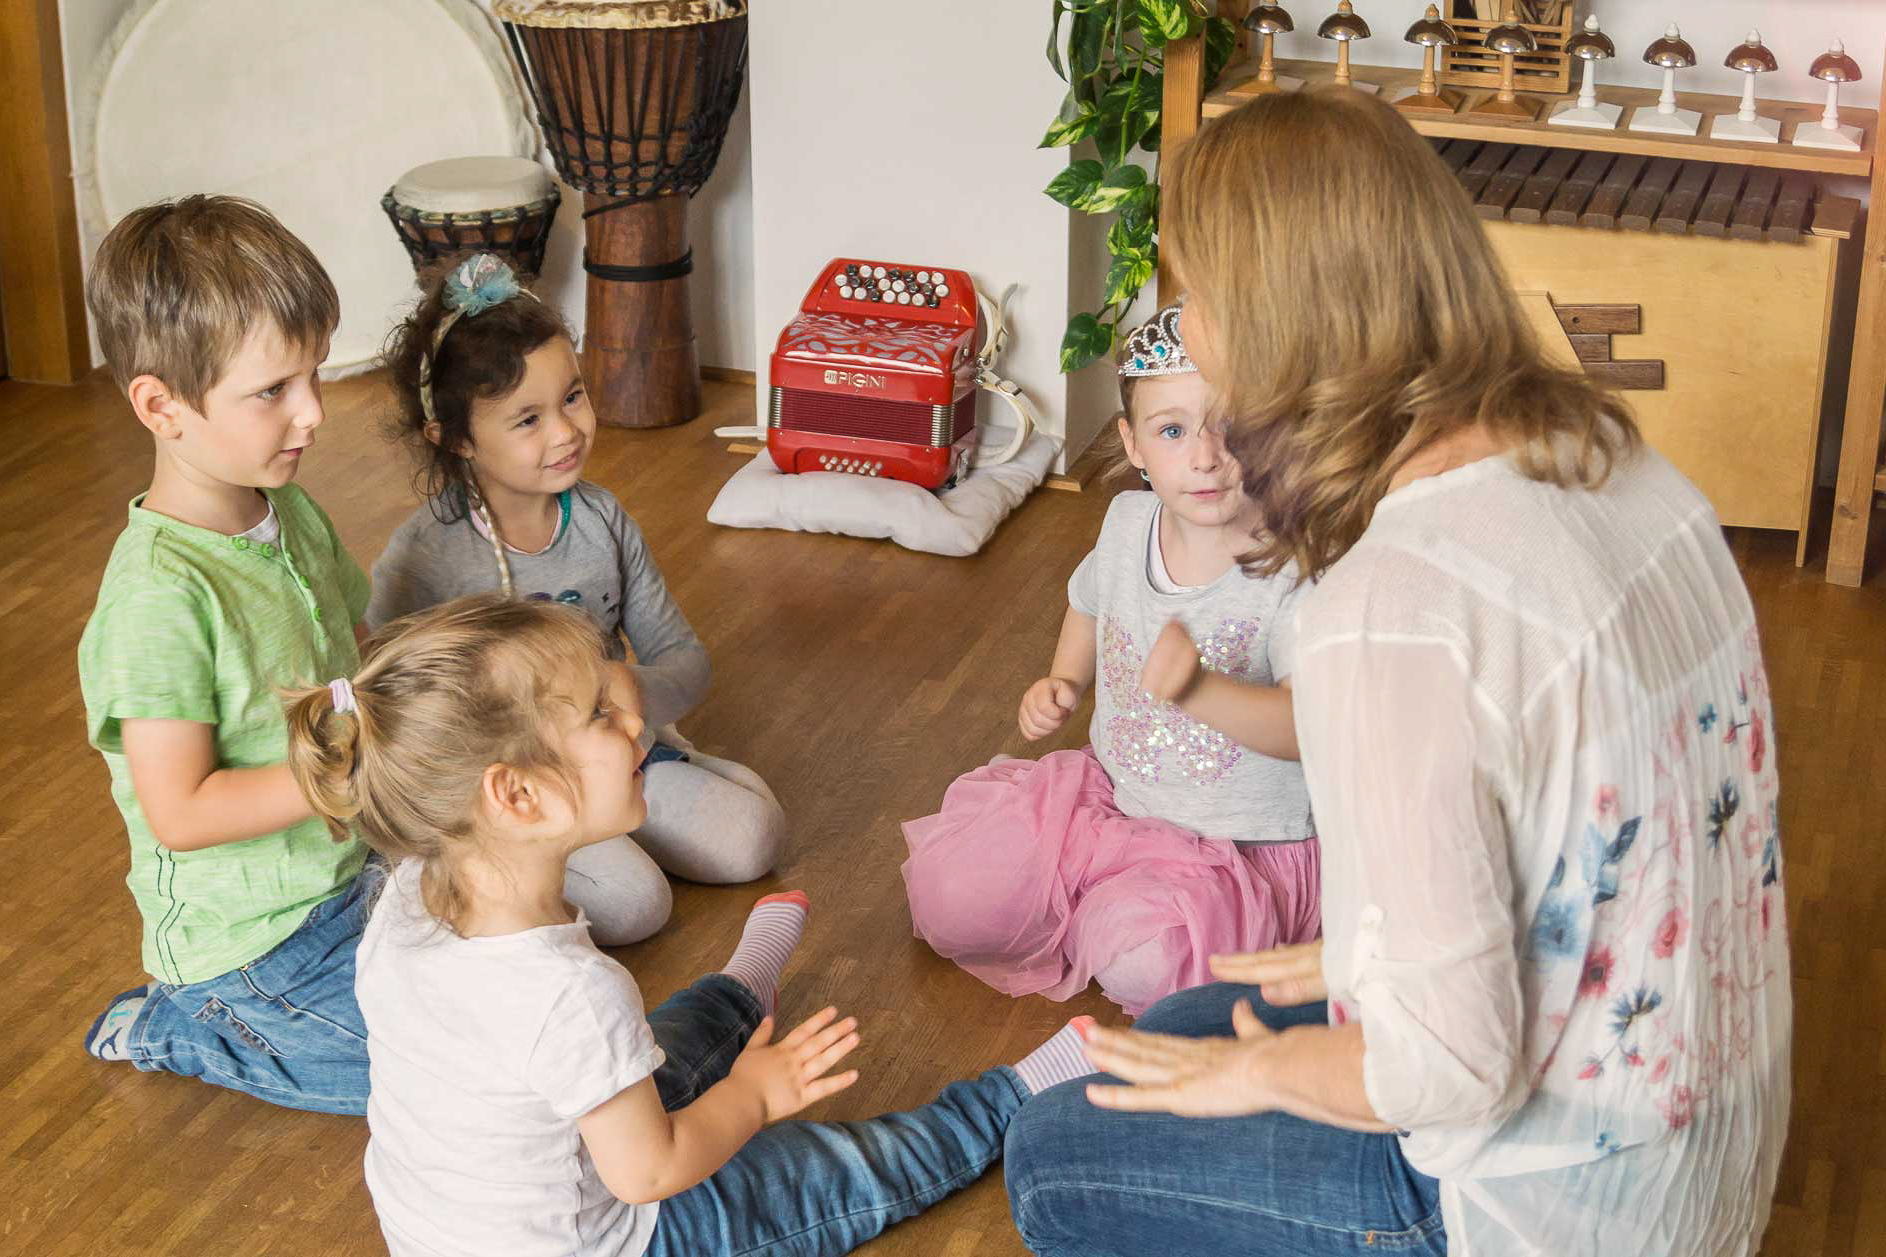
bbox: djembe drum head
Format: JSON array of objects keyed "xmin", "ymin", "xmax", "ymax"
[{"xmin": 383, "ymin": 156, "xmax": 561, "ymax": 278}]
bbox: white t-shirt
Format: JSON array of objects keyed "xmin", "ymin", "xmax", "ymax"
[
  {"xmin": 1068, "ymin": 490, "xmax": 1313, "ymax": 844},
  {"xmin": 1298, "ymin": 445, "xmax": 1789, "ymax": 1257},
  {"xmin": 355, "ymin": 860, "xmax": 666, "ymax": 1257}
]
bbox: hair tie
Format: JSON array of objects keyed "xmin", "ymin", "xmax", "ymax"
[
  {"xmin": 329, "ymin": 677, "xmax": 358, "ymax": 715},
  {"xmin": 417, "ymin": 253, "xmax": 537, "ymax": 425},
  {"xmin": 1119, "ymin": 303, "xmax": 1196, "ymax": 379}
]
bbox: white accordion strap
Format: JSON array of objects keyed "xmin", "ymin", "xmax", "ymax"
[{"xmin": 971, "ymin": 282, "xmax": 1036, "ymax": 468}]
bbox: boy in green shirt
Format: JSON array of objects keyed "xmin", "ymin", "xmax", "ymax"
[{"xmin": 77, "ymin": 195, "xmax": 378, "ymax": 1113}]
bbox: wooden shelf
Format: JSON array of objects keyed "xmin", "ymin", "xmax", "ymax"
[{"xmin": 1206, "ymin": 57, "xmax": 1876, "ymax": 178}]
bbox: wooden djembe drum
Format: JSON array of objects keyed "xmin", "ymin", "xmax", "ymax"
[{"xmin": 495, "ymin": 0, "xmax": 748, "ymax": 427}]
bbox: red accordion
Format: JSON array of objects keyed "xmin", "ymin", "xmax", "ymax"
[{"xmin": 768, "ymin": 258, "xmax": 983, "ymax": 490}]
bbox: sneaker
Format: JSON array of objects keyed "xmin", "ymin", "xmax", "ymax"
[{"xmin": 84, "ymin": 984, "xmax": 152, "ymax": 1062}]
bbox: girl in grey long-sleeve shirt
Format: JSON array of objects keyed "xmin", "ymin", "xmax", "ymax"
[{"xmin": 369, "ymin": 254, "xmax": 783, "ymax": 943}]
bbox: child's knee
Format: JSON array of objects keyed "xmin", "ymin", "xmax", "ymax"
[
  {"xmin": 585, "ymin": 875, "xmax": 672, "ymax": 947},
  {"xmin": 1093, "ymin": 937, "xmax": 1175, "ymax": 1014},
  {"xmin": 720, "ymin": 793, "xmax": 786, "ymax": 882}
]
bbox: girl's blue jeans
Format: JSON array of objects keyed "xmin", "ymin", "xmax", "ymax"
[
  {"xmin": 1003, "ymin": 982, "xmax": 1447, "ymax": 1257},
  {"xmin": 644, "ymin": 975, "xmax": 1028, "ymax": 1257}
]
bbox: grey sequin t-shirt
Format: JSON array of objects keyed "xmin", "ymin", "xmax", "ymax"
[
  {"xmin": 365, "ymin": 482, "xmax": 708, "ymax": 734},
  {"xmin": 1068, "ymin": 491, "xmax": 1314, "ymax": 845}
]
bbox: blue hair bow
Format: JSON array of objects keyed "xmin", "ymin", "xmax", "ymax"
[{"xmin": 442, "ymin": 253, "xmax": 522, "ymax": 318}]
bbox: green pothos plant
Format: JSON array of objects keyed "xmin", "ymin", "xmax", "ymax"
[{"xmin": 1044, "ymin": 0, "xmax": 1239, "ymax": 372}]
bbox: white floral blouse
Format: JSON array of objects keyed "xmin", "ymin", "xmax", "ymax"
[{"xmin": 1295, "ymin": 445, "xmax": 1789, "ymax": 1257}]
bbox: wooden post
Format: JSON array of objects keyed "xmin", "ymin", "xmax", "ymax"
[
  {"xmin": 1826, "ymin": 42, "xmax": 1886, "ymax": 585},
  {"xmin": 0, "ymin": 0, "xmax": 90, "ymax": 384},
  {"xmin": 1159, "ymin": 30, "xmax": 1206, "ymax": 303}
]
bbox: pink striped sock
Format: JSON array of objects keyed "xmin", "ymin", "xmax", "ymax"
[
  {"xmin": 1012, "ymin": 1017, "xmax": 1097, "ymax": 1095},
  {"xmin": 719, "ymin": 891, "xmax": 808, "ymax": 1016}
]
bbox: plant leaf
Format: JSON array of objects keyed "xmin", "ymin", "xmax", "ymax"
[
  {"xmin": 1047, "ymin": 1, "xmax": 1068, "ymax": 81},
  {"xmin": 1203, "ymin": 15, "xmax": 1239, "ymax": 87},
  {"xmin": 1060, "ymin": 312, "xmax": 1116, "ymax": 373},
  {"xmin": 1044, "ymin": 158, "xmax": 1106, "ymax": 209},
  {"xmin": 1084, "ymin": 163, "xmax": 1148, "ymax": 212},
  {"xmin": 1108, "ymin": 213, "xmax": 1155, "ymax": 258},
  {"xmin": 1137, "ymin": 0, "xmax": 1197, "ymax": 47},
  {"xmin": 1040, "ymin": 103, "xmax": 1103, "ymax": 148},
  {"xmin": 1101, "ymin": 70, "xmax": 1163, "ymax": 117},
  {"xmin": 1103, "ymin": 251, "xmax": 1156, "ymax": 306},
  {"xmin": 1071, "ymin": 7, "xmax": 1106, "ymax": 83}
]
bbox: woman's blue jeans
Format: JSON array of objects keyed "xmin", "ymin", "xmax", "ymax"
[
  {"xmin": 1004, "ymin": 982, "xmax": 1446, "ymax": 1256},
  {"xmin": 644, "ymin": 975, "xmax": 1028, "ymax": 1256}
]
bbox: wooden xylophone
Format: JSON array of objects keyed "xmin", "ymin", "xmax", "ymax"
[{"xmin": 1434, "ymin": 139, "xmax": 1831, "ymax": 240}]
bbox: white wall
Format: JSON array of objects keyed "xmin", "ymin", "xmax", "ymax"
[
  {"xmin": 57, "ymin": 0, "xmax": 755, "ymax": 372},
  {"xmin": 747, "ymin": 0, "xmax": 1119, "ymax": 464}
]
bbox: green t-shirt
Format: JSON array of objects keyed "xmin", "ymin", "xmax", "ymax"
[{"xmin": 78, "ymin": 485, "xmax": 371, "ymax": 985}]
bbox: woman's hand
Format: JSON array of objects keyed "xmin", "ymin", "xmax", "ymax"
[
  {"xmin": 1019, "ymin": 676, "xmax": 1082, "ymax": 740},
  {"xmin": 1209, "ymin": 941, "xmax": 1327, "ymax": 1006},
  {"xmin": 1140, "ymin": 620, "xmax": 1202, "ymax": 704},
  {"xmin": 727, "ymin": 1006, "xmax": 860, "ymax": 1122},
  {"xmin": 1082, "ymin": 1000, "xmax": 1280, "ymax": 1117}
]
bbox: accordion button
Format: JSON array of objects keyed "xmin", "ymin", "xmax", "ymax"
[
  {"xmin": 892, "ymin": 280, "xmax": 905, "ymax": 293},
  {"xmin": 936, "ymin": 283, "xmax": 950, "ymax": 297},
  {"xmin": 838, "ymin": 286, "xmax": 852, "ymax": 299},
  {"xmin": 928, "ymin": 296, "xmax": 940, "ymax": 307},
  {"xmin": 897, "ymin": 292, "xmax": 910, "ymax": 304},
  {"xmin": 917, "ymin": 270, "xmax": 930, "ymax": 284},
  {"xmin": 872, "ymin": 265, "xmax": 886, "ymax": 279}
]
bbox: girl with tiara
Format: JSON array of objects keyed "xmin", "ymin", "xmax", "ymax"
[
  {"xmin": 902, "ymin": 305, "xmax": 1321, "ymax": 1015},
  {"xmin": 370, "ymin": 254, "xmax": 785, "ymax": 946}
]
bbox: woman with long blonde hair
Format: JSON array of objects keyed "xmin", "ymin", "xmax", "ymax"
[{"xmin": 1004, "ymin": 87, "xmax": 1789, "ymax": 1257}]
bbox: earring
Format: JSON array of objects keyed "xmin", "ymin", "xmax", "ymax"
[{"xmin": 1140, "ymin": 469, "xmax": 1151, "ymax": 483}]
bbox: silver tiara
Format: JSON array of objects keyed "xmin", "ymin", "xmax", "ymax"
[{"xmin": 1119, "ymin": 304, "xmax": 1195, "ymax": 378}]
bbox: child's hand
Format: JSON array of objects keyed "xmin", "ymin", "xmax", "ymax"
[
  {"xmin": 729, "ymin": 1006, "xmax": 861, "ymax": 1122},
  {"xmin": 1141, "ymin": 621, "xmax": 1202, "ymax": 704},
  {"xmin": 1019, "ymin": 677, "xmax": 1081, "ymax": 740}
]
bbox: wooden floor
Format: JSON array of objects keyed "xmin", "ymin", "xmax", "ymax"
[{"xmin": 1, "ymin": 368, "xmax": 1881, "ymax": 1255}]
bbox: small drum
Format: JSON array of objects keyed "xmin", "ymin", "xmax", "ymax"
[
  {"xmin": 496, "ymin": 0, "xmax": 749, "ymax": 428},
  {"xmin": 381, "ymin": 157, "xmax": 561, "ymax": 279}
]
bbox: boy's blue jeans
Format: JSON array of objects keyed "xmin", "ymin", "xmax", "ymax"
[
  {"xmin": 118, "ymin": 859, "xmax": 383, "ymax": 1116},
  {"xmin": 1004, "ymin": 982, "xmax": 1447, "ymax": 1257},
  {"xmin": 644, "ymin": 974, "xmax": 1029, "ymax": 1257}
]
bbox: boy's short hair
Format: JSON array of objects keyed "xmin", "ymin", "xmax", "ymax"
[{"xmin": 86, "ymin": 195, "xmax": 340, "ymax": 409}]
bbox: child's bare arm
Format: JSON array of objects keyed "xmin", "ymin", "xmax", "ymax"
[
  {"xmin": 579, "ymin": 1007, "xmax": 860, "ymax": 1205},
  {"xmin": 121, "ymin": 719, "xmax": 316, "ymax": 851},
  {"xmin": 1141, "ymin": 621, "xmax": 1299, "ymax": 760},
  {"xmin": 1019, "ymin": 606, "xmax": 1097, "ymax": 740}
]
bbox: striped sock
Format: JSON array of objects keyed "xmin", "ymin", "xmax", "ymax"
[
  {"xmin": 719, "ymin": 891, "xmax": 808, "ymax": 1016},
  {"xmin": 1011, "ymin": 1017, "xmax": 1097, "ymax": 1095}
]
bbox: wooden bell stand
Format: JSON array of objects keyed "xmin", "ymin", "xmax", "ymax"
[{"xmin": 1161, "ymin": 15, "xmax": 1886, "ymax": 586}]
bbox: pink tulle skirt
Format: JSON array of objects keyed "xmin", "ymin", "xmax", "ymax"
[{"xmin": 901, "ymin": 746, "xmax": 1321, "ymax": 1015}]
